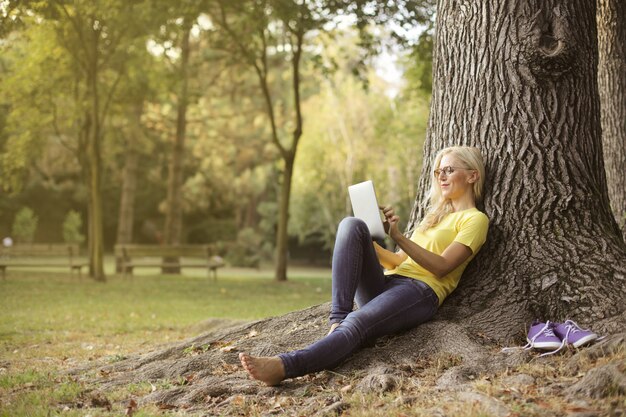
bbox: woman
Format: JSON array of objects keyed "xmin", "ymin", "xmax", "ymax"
[{"xmin": 239, "ymin": 146, "xmax": 489, "ymax": 386}]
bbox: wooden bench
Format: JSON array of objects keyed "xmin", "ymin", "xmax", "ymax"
[
  {"xmin": 0, "ymin": 243, "xmax": 88, "ymax": 279},
  {"xmin": 114, "ymin": 244, "xmax": 225, "ymax": 280}
]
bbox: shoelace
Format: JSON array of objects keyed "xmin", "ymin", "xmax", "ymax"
[
  {"xmin": 541, "ymin": 319, "xmax": 606, "ymax": 357},
  {"xmin": 561, "ymin": 319, "xmax": 593, "ymax": 335},
  {"xmin": 501, "ymin": 320, "xmax": 557, "ymax": 354},
  {"xmin": 559, "ymin": 319, "xmax": 605, "ymax": 342},
  {"xmin": 502, "ymin": 319, "xmax": 604, "ymax": 357},
  {"xmin": 527, "ymin": 321, "xmax": 568, "ymax": 357}
]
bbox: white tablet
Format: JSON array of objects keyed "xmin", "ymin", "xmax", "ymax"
[{"xmin": 348, "ymin": 180, "xmax": 386, "ymax": 240}]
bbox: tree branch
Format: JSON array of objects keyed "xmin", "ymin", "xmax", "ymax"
[
  {"xmin": 53, "ymin": 1, "xmax": 92, "ymax": 65},
  {"xmin": 289, "ymin": 18, "xmax": 304, "ymax": 155},
  {"xmin": 213, "ymin": 1, "xmax": 285, "ymax": 157},
  {"xmin": 100, "ymin": 64, "xmax": 125, "ymax": 127}
]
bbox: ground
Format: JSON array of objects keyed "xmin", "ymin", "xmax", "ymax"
[{"xmin": 0, "ymin": 270, "xmax": 624, "ymax": 416}]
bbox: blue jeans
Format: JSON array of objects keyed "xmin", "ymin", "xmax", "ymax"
[{"xmin": 278, "ymin": 217, "xmax": 439, "ymax": 378}]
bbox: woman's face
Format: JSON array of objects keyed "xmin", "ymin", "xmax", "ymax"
[{"xmin": 436, "ymin": 154, "xmax": 475, "ymax": 200}]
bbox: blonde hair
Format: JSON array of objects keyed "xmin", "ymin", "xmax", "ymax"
[{"xmin": 417, "ymin": 146, "xmax": 485, "ymax": 231}]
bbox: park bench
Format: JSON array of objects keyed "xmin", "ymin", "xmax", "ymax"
[
  {"xmin": 114, "ymin": 244, "xmax": 225, "ymax": 280},
  {"xmin": 0, "ymin": 243, "xmax": 88, "ymax": 279}
]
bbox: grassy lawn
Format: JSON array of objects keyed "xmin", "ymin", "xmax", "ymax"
[{"xmin": 0, "ymin": 264, "xmax": 332, "ymax": 416}]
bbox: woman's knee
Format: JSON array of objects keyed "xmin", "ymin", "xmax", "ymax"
[{"xmin": 337, "ymin": 217, "xmax": 368, "ymax": 237}]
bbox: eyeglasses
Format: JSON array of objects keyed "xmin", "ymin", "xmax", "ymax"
[{"xmin": 433, "ymin": 166, "xmax": 471, "ymax": 177}]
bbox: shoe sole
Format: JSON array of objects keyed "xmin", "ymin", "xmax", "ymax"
[
  {"xmin": 569, "ymin": 334, "xmax": 598, "ymax": 348},
  {"xmin": 527, "ymin": 339, "xmax": 562, "ymax": 350}
]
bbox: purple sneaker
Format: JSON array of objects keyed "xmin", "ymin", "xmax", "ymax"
[
  {"xmin": 526, "ymin": 320, "xmax": 562, "ymax": 350},
  {"xmin": 554, "ymin": 320, "xmax": 598, "ymax": 348}
]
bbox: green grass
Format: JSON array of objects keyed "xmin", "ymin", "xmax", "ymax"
[
  {"xmin": 0, "ymin": 266, "xmax": 331, "ymax": 348},
  {"xmin": 0, "ymin": 264, "xmax": 331, "ymax": 416}
]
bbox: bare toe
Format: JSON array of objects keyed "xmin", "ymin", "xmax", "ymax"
[{"xmin": 238, "ymin": 354, "xmax": 285, "ymax": 386}]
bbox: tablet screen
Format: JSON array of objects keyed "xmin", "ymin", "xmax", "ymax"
[{"xmin": 348, "ymin": 180, "xmax": 386, "ymax": 240}]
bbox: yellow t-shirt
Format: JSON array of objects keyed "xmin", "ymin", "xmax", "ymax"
[{"xmin": 385, "ymin": 208, "xmax": 489, "ymax": 305}]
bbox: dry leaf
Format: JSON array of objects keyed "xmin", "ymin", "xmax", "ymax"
[
  {"xmin": 340, "ymin": 384, "xmax": 352, "ymax": 393},
  {"xmin": 125, "ymin": 399, "xmax": 138, "ymax": 416},
  {"xmin": 219, "ymin": 344, "xmax": 236, "ymax": 352},
  {"xmin": 565, "ymin": 406, "xmax": 599, "ymax": 413}
]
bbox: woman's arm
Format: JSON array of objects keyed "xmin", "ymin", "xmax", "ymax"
[
  {"xmin": 373, "ymin": 242, "xmax": 408, "ymax": 270},
  {"xmin": 390, "ymin": 233, "xmax": 471, "ymax": 278},
  {"xmin": 382, "ymin": 206, "xmax": 473, "ymax": 278}
]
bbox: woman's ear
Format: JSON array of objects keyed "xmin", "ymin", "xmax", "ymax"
[{"xmin": 468, "ymin": 171, "xmax": 478, "ymax": 184}]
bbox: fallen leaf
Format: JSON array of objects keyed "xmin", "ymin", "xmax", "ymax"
[
  {"xmin": 565, "ymin": 406, "xmax": 600, "ymax": 413},
  {"xmin": 219, "ymin": 344, "xmax": 236, "ymax": 352},
  {"xmin": 340, "ymin": 384, "xmax": 352, "ymax": 393},
  {"xmin": 125, "ymin": 399, "xmax": 138, "ymax": 416}
]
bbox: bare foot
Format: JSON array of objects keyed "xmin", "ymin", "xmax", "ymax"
[
  {"xmin": 327, "ymin": 322, "xmax": 340, "ymax": 336},
  {"xmin": 239, "ymin": 352, "xmax": 285, "ymax": 386}
]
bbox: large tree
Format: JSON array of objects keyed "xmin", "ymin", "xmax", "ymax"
[
  {"xmin": 597, "ymin": 0, "xmax": 626, "ymax": 238},
  {"xmin": 408, "ymin": 0, "xmax": 626, "ymax": 338}
]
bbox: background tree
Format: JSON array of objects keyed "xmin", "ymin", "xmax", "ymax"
[
  {"xmin": 12, "ymin": 207, "xmax": 38, "ymax": 244},
  {"xmin": 291, "ymin": 30, "xmax": 430, "ymax": 251},
  {"xmin": 597, "ymin": 0, "xmax": 626, "ymax": 238},
  {"xmin": 408, "ymin": 0, "xmax": 626, "ymax": 338},
  {"xmin": 209, "ymin": 0, "xmax": 433, "ymax": 281},
  {"xmin": 62, "ymin": 210, "xmax": 85, "ymax": 244},
  {"xmin": 207, "ymin": 0, "xmax": 314, "ymax": 281},
  {"xmin": 1, "ymin": 0, "xmax": 157, "ymax": 280},
  {"xmin": 160, "ymin": 12, "xmax": 196, "ymax": 266},
  {"xmin": 112, "ymin": 65, "xmax": 155, "ymax": 271}
]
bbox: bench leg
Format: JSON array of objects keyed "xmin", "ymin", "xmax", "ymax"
[{"xmin": 122, "ymin": 266, "xmax": 133, "ymax": 280}]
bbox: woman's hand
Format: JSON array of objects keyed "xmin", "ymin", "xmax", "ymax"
[{"xmin": 380, "ymin": 205, "xmax": 401, "ymax": 239}]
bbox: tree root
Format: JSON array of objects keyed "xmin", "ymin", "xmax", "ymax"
[{"xmin": 70, "ymin": 304, "xmax": 624, "ymax": 413}]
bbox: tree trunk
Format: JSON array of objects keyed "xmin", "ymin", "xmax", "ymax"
[
  {"xmin": 407, "ymin": 0, "xmax": 626, "ymax": 340},
  {"xmin": 162, "ymin": 24, "xmax": 191, "ymax": 274},
  {"xmin": 274, "ymin": 152, "xmax": 295, "ymax": 282},
  {"xmin": 273, "ymin": 26, "xmax": 304, "ymax": 282},
  {"xmin": 115, "ymin": 104, "xmax": 142, "ymax": 273},
  {"xmin": 86, "ymin": 35, "xmax": 105, "ymax": 282},
  {"xmin": 597, "ymin": 0, "xmax": 626, "ymax": 239}
]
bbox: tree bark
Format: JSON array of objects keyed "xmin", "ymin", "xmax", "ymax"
[
  {"xmin": 597, "ymin": 0, "xmax": 626, "ymax": 239},
  {"xmin": 274, "ymin": 152, "xmax": 295, "ymax": 281},
  {"xmin": 408, "ymin": 0, "xmax": 626, "ymax": 339},
  {"xmin": 115, "ymin": 104, "xmax": 142, "ymax": 273},
  {"xmin": 162, "ymin": 24, "xmax": 191, "ymax": 273},
  {"xmin": 274, "ymin": 25, "xmax": 304, "ymax": 282}
]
